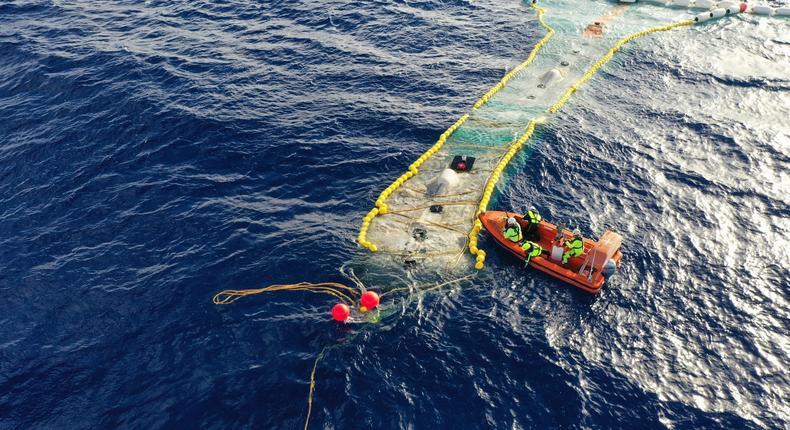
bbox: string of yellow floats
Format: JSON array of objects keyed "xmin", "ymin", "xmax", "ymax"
[
  {"xmin": 468, "ymin": 18, "xmax": 696, "ymax": 268},
  {"xmin": 359, "ymin": 0, "xmax": 696, "ymax": 269},
  {"xmin": 357, "ymin": 2, "xmax": 554, "ymax": 253}
]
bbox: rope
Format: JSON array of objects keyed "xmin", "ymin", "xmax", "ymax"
[
  {"xmin": 213, "ymin": 282, "xmax": 359, "ymax": 305},
  {"xmin": 399, "ymin": 185, "xmax": 478, "ymax": 198},
  {"xmin": 387, "ymin": 200, "xmax": 479, "ymax": 213},
  {"xmin": 467, "ymin": 17, "xmax": 697, "ymax": 270},
  {"xmin": 304, "ymin": 346, "xmax": 327, "ymax": 430},
  {"xmin": 387, "ymin": 211, "xmax": 468, "ymax": 234},
  {"xmin": 379, "ymin": 274, "xmax": 476, "ymax": 298},
  {"xmin": 301, "ymin": 273, "xmax": 475, "ymax": 429},
  {"xmin": 357, "ymin": 2, "xmax": 553, "ymax": 253},
  {"xmin": 375, "ymin": 249, "xmax": 466, "ymax": 258}
]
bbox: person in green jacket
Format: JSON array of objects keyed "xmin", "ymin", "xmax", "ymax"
[
  {"xmin": 522, "ymin": 206, "xmax": 542, "ymax": 241},
  {"xmin": 522, "ymin": 241, "xmax": 543, "ymax": 266},
  {"xmin": 562, "ymin": 229, "xmax": 584, "ymax": 264},
  {"xmin": 503, "ymin": 217, "xmax": 522, "ymax": 243}
]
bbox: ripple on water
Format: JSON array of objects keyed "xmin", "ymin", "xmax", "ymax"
[{"xmin": 0, "ymin": 0, "xmax": 788, "ymax": 428}]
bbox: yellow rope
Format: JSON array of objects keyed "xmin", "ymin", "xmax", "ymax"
[
  {"xmin": 468, "ymin": 18, "xmax": 696, "ymax": 270},
  {"xmin": 357, "ymin": 2, "xmax": 553, "ymax": 253},
  {"xmin": 398, "ymin": 185, "xmax": 477, "ymax": 198},
  {"xmin": 386, "ymin": 211, "xmax": 468, "ymax": 234},
  {"xmin": 213, "ymin": 282, "xmax": 358, "ymax": 305},
  {"xmin": 303, "ymin": 346, "xmax": 327, "ymax": 430},
  {"xmin": 387, "ymin": 200, "xmax": 479, "ymax": 213},
  {"xmin": 379, "ymin": 274, "xmax": 476, "ymax": 298},
  {"xmin": 301, "ymin": 273, "xmax": 475, "ymax": 429},
  {"xmin": 375, "ymin": 249, "xmax": 465, "ymax": 258}
]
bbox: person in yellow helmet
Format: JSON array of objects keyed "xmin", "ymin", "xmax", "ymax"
[
  {"xmin": 503, "ymin": 217, "xmax": 523, "ymax": 243},
  {"xmin": 562, "ymin": 229, "xmax": 584, "ymax": 264},
  {"xmin": 521, "ymin": 241, "xmax": 543, "ymax": 266}
]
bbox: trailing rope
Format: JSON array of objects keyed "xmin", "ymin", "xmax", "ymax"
[
  {"xmin": 213, "ymin": 282, "xmax": 359, "ymax": 305},
  {"xmin": 357, "ymin": 2, "xmax": 553, "ymax": 253},
  {"xmin": 301, "ymin": 273, "xmax": 476, "ymax": 429},
  {"xmin": 387, "ymin": 211, "xmax": 468, "ymax": 234},
  {"xmin": 387, "ymin": 200, "xmax": 479, "ymax": 213},
  {"xmin": 468, "ymin": 17, "xmax": 697, "ymax": 269},
  {"xmin": 379, "ymin": 274, "xmax": 476, "ymax": 298},
  {"xmin": 304, "ymin": 346, "xmax": 327, "ymax": 430}
]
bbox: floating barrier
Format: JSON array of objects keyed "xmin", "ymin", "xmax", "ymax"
[
  {"xmin": 356, "ymin": 0, "xmax": 787, "ymax": 271},
  {"xmin": 465, "ymin": 17, "xmax": 695, "ymax": 268},
  {"xmin": 357, "ymin": 2, "xmax": 555, "ymax": 255}
]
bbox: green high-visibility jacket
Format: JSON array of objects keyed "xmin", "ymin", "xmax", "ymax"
[
  {"xmin": 525, "ymin": 210, "xmax": 542, "ymax": 225},
  {"xmin": 566, "ymin": 237, "xmax": 584, "ymax": 256},
  {"xmin": 504, "ymin": 226, "xmax": 522, "ymax": 242},
  {"xmin": 521, "ymin": 241, "xmax": 542, "ymax": 257}
]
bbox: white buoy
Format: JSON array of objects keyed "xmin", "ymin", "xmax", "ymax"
[
  {"xmin": 694, "ymin": 11, "xmax": 712, "ymax": 21},
  {"xmin": 673, "ymin": 0, "xmax": 692, "ymax": 7},
  {"xmin": 776, "ymin": 7, "xmax": 790, "ymax": 16},
  {"xmin": 751, "ymin": 5, "xmax": 773, "ymax": 15},
  {"xmin": 711, "ymin": 7, "xmax": 727, "ymax": 17}
]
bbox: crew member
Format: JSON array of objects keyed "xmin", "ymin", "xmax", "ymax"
[
  {"xmin": 523, "ymin": 206, "xmax": 542, "ymax": 241},
  {"xmin": 503, "ymin": 217, "xmax": 522, "ymax": 243},
  {"xmin": 562, "ymin": 229, "xmax": 584, "ymax": 264},
  {"xmin": 522, "ymin": 241, "xmax": 543, "ymax": 266}
]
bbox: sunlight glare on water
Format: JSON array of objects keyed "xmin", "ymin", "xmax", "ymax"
[{"xmin": 0, "ymin": 0, "xmax": 788, "ymax": 428}]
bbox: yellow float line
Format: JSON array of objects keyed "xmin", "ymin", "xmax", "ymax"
[
  {"xmin": 358, "ymin": 3, "xmax": 554, "ymax": 252},
  {"xmin": 469, "ymin": 18, "xmax": 696, "ymax": 270}
]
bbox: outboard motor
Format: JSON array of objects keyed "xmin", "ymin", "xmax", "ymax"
[{"xmin": 602, "ymin": 259, "xmax": 618, "ymax": 277}]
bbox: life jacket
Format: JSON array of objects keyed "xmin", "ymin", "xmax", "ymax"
[
  {"xmin": 525, "ymin": 210, "xmax": 542, "ymax": 225},
  {"xmin": 566, "ymin": 236, "xmax": 584, "ymax": 255},
  {"xmin": 504, "ymin": 226, "xmax": 522, "ymax": 242},
  {"xmin": 521, "ymin": 241, "xmax": 542, "ymax": 257}
]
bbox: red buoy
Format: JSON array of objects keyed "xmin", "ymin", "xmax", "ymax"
[
  {"xmin": 456, "ymin": 161, "xmax": 467, "ymax": 171},
  {"xmin": 331, "ymin": 303, "xmax": 350, "ymax": 322},
  {"xmin": 360, "ymin": 291, "xmax": 380, "ymax": 311}
]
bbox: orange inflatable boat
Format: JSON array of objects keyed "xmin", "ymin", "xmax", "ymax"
[{"xmin": 479, "ymin": 211, "xmax": 623, "ymax": 294}]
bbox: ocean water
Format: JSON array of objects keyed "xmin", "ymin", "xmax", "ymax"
[{"xmin": 1, "ymin": 0, "xmax": 788, "ymax": 429}]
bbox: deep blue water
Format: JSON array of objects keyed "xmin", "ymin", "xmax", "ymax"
[{"xmin": 1, "ymin": 0, "xmax": 788, "ymax": 429}]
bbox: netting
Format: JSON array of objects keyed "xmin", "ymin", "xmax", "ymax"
[{"xmin": 359, "ymin": 0, "xmax": 701, "ymax": 272}]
